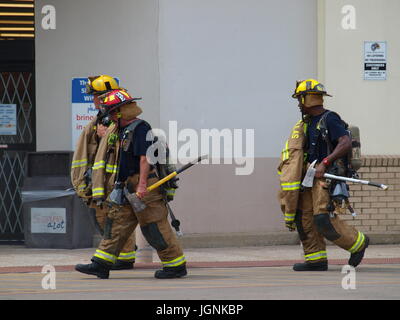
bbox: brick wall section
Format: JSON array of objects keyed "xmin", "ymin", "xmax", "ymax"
[{"xmin": 341, "ymin": 156, "xmax": 400, "ymax": 233}]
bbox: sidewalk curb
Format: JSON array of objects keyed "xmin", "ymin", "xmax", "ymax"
[
  {"xmin": 93, "ymin": 232, "xmax": 400, "ymax": 249},
  {"xmin": 1, "ymin": 258, "xmax": 399, "ymax": 274}
]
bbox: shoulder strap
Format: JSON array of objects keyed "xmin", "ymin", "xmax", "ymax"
[
  {"xmin": 114, "ymin": 119, "xmax": 147, "ymax": 183},
  {"xmin": 317, "ymin": 110, "xmax": 334, "ymax": 153},
  {"xmin": 318, "ymin": 110, "xmax": 349, "ymax": 154},
  {"xmin": 318, "ymin": 110, "xmax": 348, "ymax": 131},
  {"xmin": 317, "ymin": 110, "xmax": 331, "ymax": 130},
  {"xmin": 123, "ymin": 119, "xmax": 145, "ymax": 135},
  {"xmin": 121, "ymin": 119, "xmax": 146, "ymax": 152}
]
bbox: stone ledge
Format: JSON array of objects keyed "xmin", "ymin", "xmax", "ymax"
[
  {"xmin": 180, "ymin": 232, "xmax": 400, "ymax": 248},
  {"xmin": 179, "ymin": 232, "xmax": 300, "ymax": 248},
  {"xmin": 362, "ymin": 155, "xmax": 400, "ymax": 167},
  {"xmin": 93, "ymin": 231, "xmax": 400, "ymax": 249}
]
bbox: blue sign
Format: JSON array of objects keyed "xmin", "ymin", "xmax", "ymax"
[
  {"xmin": 71, "ymin": 78, "xmax": 93, "ymax": 103},
  {"xmin": 72, "ymin": 77, "xmax": 120, "ymax": 103}
]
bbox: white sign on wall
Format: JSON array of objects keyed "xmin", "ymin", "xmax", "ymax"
[
  {"xmin": 31, "ymin": 208, "xmax": 66, "ymax": 234},
  {"xmin": 71, "ymin": 77, "xmax": 120, "ymax": 150},
  {"xmin": 0, "ymin": 104, "xmax": 17, "ymax": 135},
  {"xmin": 71, "ymin": 78, "xmax": 98, "ymax": 150},
  {"xmin": 364, "ymin": 41, "xmax": 386, "ymax": 80}
]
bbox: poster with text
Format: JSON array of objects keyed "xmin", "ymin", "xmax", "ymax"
[
  {"xmin": 31, "ymin": 207, "xmax": 66, "ymax": 234},
  {"xmin": 364, "ymin": 41, "xmax": 387, "ymax": 80},
  {"xmin": 71, "ymin": 78, "xmax": 98, "ymax": 150},
  {"xmin": 0, "ymin": 104, "xmax": 17, "ymax": 135}
]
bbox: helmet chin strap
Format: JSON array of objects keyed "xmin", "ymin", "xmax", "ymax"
[
  {"xmin": 301, "ymin": 111, "xmax": 309, "ymax": 123},
  {"xmin": 297, "ymin": 97, "xmax": 307, "ymax": 121},
  {"xmin": 116, "ymin": 108, "xmax": 121, "ymax": 128}
]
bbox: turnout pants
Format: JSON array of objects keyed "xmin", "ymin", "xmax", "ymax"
[
  {"xmin": 92, "ymin": 174, "xmax": 185, "ymax": 269},
  {"xmin": 296, "ymin": 178, "xmax": 368, "ymax": 263},
  {"xmin": 94, "ymin": 206, "xmax": 137, "ymax": 263}
]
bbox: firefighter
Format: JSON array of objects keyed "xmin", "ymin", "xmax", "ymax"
[
  {"xmin": 71, "ymin": 75, "xmax": 136, "ymax": 271},
  {"xmin": 75, "ymin": 89, "xmax": 187, "ymax": 279},
  {"xmin": 278, "ymin": 79, "xmax": 369, "ymax": 271}
]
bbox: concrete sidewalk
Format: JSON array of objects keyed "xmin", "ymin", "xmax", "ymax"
[
  {"xmin": 0, "ymin": 244, "xmax": 399, "ymax": 272},
  {"xmin": 1, "ymin": 244, "xmax": 399, "ymax": 300}
]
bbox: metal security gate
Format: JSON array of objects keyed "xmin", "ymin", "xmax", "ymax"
[
  {"xmin": 0, "ymin": 40, "xmax": 35, "ymax": 242},
  {"xmin": 0, "ymin": 151, "xmax": 27, "ymax": 241}
]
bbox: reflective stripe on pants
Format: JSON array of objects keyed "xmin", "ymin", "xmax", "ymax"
[
  {"xmin": 348, "ymin": 231, "xmax": 365, "ymax": 254},
  {"xmin": 162, "ymin": 255, "xmax": 186, "ymax": 268},
  {"xmin": 304, "ymin": 250, "xmax": 327, "ymax": 262},
  {"xmin": 117, "ymin": 251, "xmax": 136, "ymax": 261},
  {"xmin": 94, "ymin": 250, "xmax": 117, "ymax": 264}
]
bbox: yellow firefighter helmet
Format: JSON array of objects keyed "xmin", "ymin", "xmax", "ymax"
[
  {"xmin": 292, "ymin": 79, "xmax": 332, "ymax": 99},
  {"xmin": 86, "ymin": 75, "xmax": 121, "ymax": 95}
]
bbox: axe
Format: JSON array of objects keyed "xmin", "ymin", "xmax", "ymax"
[
  {"xmin": 302, "ymin": 160, "xmax": 388, "ymax": 190},
  {"xmin": 124, "ymin": 155, "xmax": 208, "ymax": 213}
]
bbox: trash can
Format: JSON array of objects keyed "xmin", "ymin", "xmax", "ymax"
[{"xmin": 22, "ymin": 151, "xmax": 95, "ymax": 249}]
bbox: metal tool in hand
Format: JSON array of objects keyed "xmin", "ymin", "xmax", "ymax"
[
  {"xmin": 125, "ymin": 155, "xmax": 208, "ymax": 213},
  {"xmin": 302, "ymin": 160, "xmax": 389, "ymax": 190}
]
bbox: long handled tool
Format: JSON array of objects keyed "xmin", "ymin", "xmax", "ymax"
[
  {"xmin": 321, "ymin": 173, "xmax": 388, "ymax": 190},
  {"xmin": 124, "ymin": 155, "xmax": 208, "ymax": 213},
  {"xmin": 302, "ymin": 160, "xmax": 388, "ymax": 190},
  {"xmin": 166, "ymin": 202, "xmax": 183, "ymax": 237}
]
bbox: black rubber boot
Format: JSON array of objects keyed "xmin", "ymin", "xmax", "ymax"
[
  {"xmin": 75, "ymin": 260, "xmax": 110, "ymax": 279},
  {"xmin": 348, "ymin": 235, "xmax": 370, "ymax": 267},
  {"xmin": 111, "ymin": 260, "xmax": 134, "ymax": 270},
  {"xmin": 154, "ymin": 264, "xmax": 187, "ymax": 279},
  {"xmin": 293, "ymin": 261, "xmax": 328, "ymax": 271}
]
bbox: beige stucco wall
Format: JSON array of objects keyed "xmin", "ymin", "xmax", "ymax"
[
  {"xmin": 321, "ymin": 0, "xmax": 400, "ymax": 155},
  {"xmin": 157, "ymin": 0, "xmax": 317, "ymax": 234},
  {"xmin": 35, "ymin": 0, "xmax": 318, "ymax": 236},
  {"xmin": 170, "ymin": 158, "xmax": 284, "ymax": 234},
  {"xmin": 35, "ymin": 0, "xmax": 160, "ymax": 151}
]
